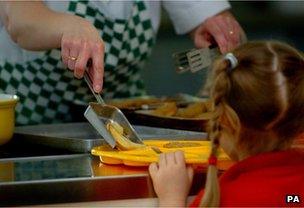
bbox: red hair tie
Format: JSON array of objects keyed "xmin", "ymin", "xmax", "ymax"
[{"xmin": 208, "ymin": 155, "xmax": 217, "ymax": 166}]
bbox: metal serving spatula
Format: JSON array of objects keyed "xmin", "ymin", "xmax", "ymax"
[
  {"xmin": 83, "ymin": 71, "xmax": 143, "ymax": 148},
  {"xmin": 173, "ymin": 46, "xmax": 220, "ymax": 73}
]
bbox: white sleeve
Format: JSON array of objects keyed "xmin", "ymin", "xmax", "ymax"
[{"xmin": 162, "ymin": 0, "xmax": 231, "ymax": 35}]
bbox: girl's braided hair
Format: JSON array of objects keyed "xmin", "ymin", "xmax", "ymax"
[{"xmin": 200, "ymin": 41, "xmax": 304, "ymax": 207}]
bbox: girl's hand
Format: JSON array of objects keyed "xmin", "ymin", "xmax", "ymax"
[
  {"xmin": 61, "ymin": 15, "xmax": 104, "ymax": 93},
  {"xmin": 149, "ymin": 151, "xmax": 194, "ymax": 207}
]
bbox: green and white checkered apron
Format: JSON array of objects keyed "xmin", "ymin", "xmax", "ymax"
[{"xmin": 0, "ymin": 1, "xmax": 155, "ymax": 125}]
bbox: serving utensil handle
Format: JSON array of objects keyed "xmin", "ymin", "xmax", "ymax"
[{"xmin": 83, "ymin": 71, "xmax": 105, "ymax": 105}]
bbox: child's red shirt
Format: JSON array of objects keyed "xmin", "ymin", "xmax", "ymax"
[{"xmin": 190, "ymin": 149, "xmax": 304, "ymax": 207}]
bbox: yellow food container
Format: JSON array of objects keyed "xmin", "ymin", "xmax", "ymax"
[
  {"xmin": 0, "ymin": 94, "xmax": 19, "ymax": 145},
  {"xmin": 91, "ymin": 140, "xmax": 230, "ymax": 167}
]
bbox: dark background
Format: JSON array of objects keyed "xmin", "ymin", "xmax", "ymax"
[{"xmin": 141, "ymin": 1, "xmax": 304, "ymax": 96}]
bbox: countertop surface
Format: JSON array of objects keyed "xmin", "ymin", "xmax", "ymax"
[{"xmin": 0, "ymin": 123, "xmax": 221, "ymax": 206}]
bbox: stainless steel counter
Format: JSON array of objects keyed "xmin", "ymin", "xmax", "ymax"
[
  {"xmin": 0, "ymin": 123, "xmax": 211, "ymax": 206},
  {"xmin": 0, "ymin": 154, "xmax": 207, "ymax": 206}
]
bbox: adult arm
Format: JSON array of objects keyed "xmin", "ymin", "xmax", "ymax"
[
  {"xmin": 0, "ymin": 1, "xmax": 103, "ymax": 92},
  {"xmin": 162, "ymin": 1, "xmax": 246, "ymax": 53},
  {"xmin": 189, "ymin": 10, "xmax": 246, "ymax": 53}
]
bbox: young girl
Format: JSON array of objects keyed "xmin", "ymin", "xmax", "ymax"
[{"xmin": 149, "ymin": 41, "xmax": 304, "ymax": 207}]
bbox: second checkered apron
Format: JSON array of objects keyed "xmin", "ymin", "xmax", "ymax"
[{"xmin": 0, "ymin": 1, "xmax": 155, "ymax": 125}]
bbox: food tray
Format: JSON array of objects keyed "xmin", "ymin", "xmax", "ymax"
[
  {"xmin": 130, "ymin": 110, "xmax": 211, "ymax": 132},
  {"xmin": 14, "ymin": 123, "xmax": 207, "ymax": 152},
  {"xmin": 127, "ymin": 99, "xmax": 212, "ymax": 132},
  {"xmin": 91, "ymin": 140, "xmax": 229, "ymax": 166}
]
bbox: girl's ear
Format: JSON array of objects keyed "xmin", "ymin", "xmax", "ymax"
[
  {"xmin": 219, "ymin": 110, "xmax": 239, "ymax": 161},
  {"xmin": 220, "ymin": 104, "xmax": 240, "ymax": 138},
  {"xmin": 218, "ymin": 104, "xmax": 241, "ymax": 161}
]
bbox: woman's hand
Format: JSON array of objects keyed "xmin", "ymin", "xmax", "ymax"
[
  {"xmin": 191, "ymin": 10, "xmax": 246, "ymax": 53},
  {"xmin": 149, "ymin": 151, "xmax": 194, "ymax": 207},
  {"xmin": 0, "ymin": 2, "xmax": 104, "ymax": 93},
  {"xmin": 61, "ymin": 16, "xmax": 104, "ymax": 93}
]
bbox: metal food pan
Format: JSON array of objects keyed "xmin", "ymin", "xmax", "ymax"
[{"xmin": 14, "ymin": 122, "xmax": 207, "ymax": 153}]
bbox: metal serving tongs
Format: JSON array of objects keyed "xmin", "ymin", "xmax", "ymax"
[
  {"xmin": 83, "ymin": 71, "xmax": 143, "ymax": 148},
  {"xmin": 173, "ymin": 45, "xmax": 220, "ymax": 73}
]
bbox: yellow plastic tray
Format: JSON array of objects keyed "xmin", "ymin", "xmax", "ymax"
[{"xmin": 91, "ymin": 140, "xmax": 229, "ymax": 166}]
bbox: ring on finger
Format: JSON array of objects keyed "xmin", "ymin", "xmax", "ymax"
[{"xmin": 68, "ymin": 56, "xmax": 77, "ymax": 61}]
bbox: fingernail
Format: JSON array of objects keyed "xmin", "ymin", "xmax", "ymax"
[
  {"xmin": 76, "ymin": 73, "xmax": 82, "ymax": 79},
  {"xmin": 94, "ymin": 85, "xmax": 101, "ymax": 92}
]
